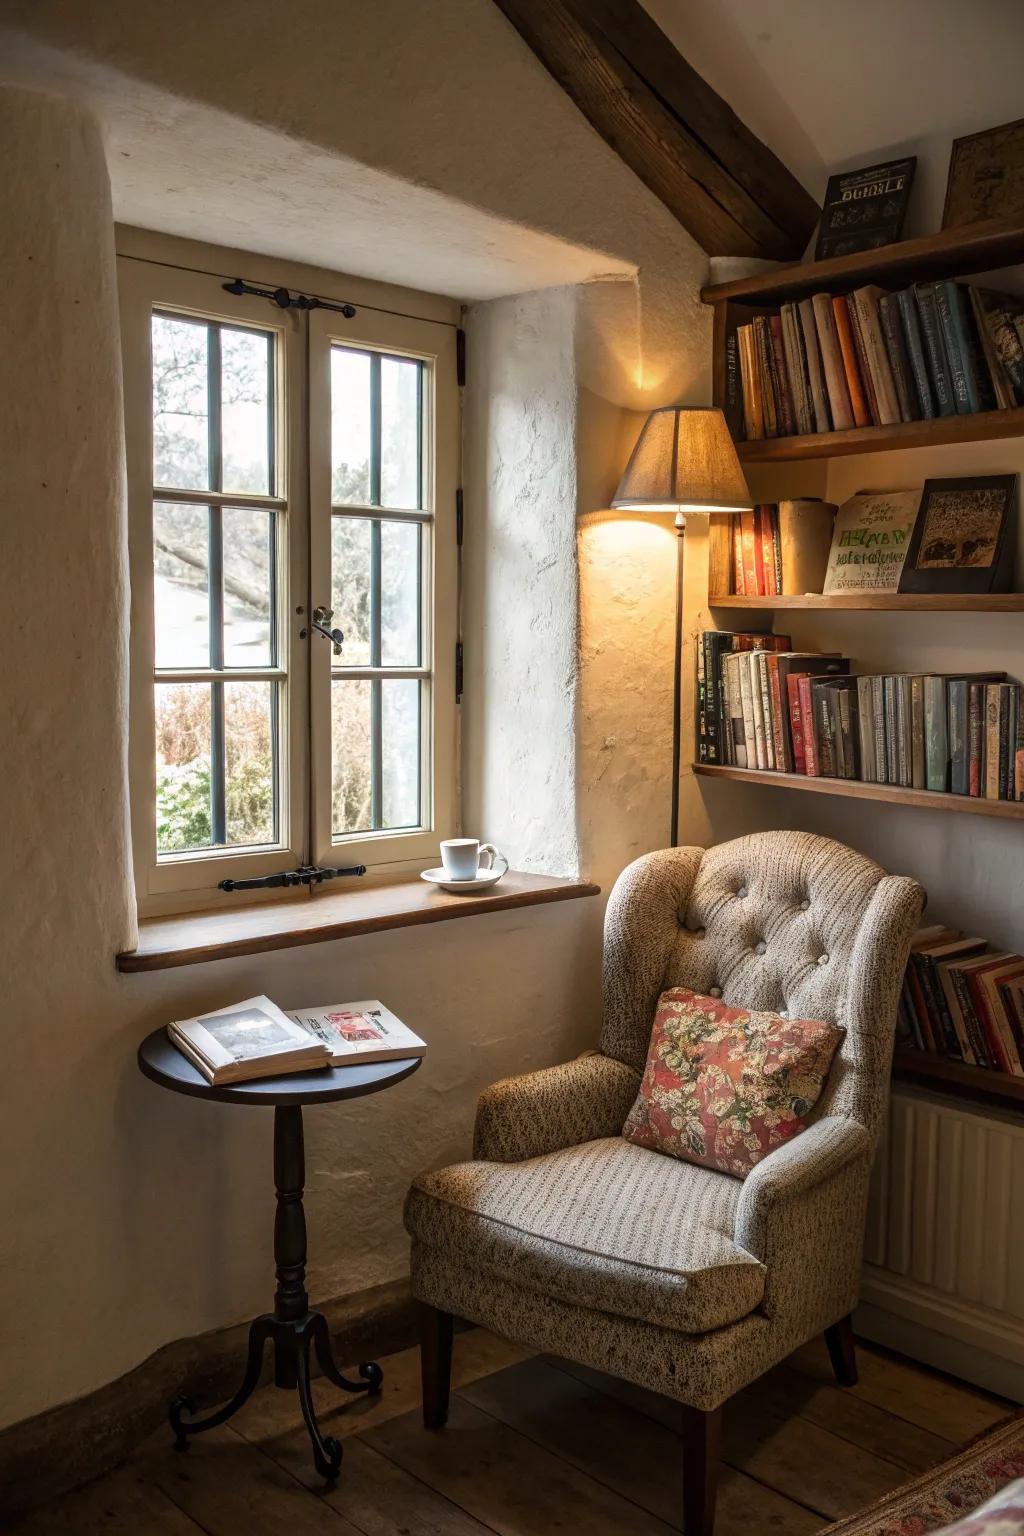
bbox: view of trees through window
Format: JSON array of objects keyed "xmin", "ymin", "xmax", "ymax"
[{"xmin": 150, "ymin": 315, "xmax": 428, "ymax": 860}]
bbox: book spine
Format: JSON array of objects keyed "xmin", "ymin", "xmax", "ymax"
[
  {"xmin": 920, "ymin": 956, "xmax": 962, "ymax": 1058},
  {"xmin": 738, "ymin": 653, "xmax": 757, "ymax": 769},
  {"xmin": 798, "ymin": 297, "xmax": 831, "ymax": 432},
  {"xmin": 968, "ymin": 287, "xmax": 1014, "ymax": 410},
  {"xmin": 851, "ymin": 288, "xmax": 901, "ymax": 424},
  {"xmin": 732, "ymin": 517, "xmax": 745, "ymax": 595},
  {"xmin": 980, "ymin": 295, "xmax": 1024, "ymax": 399},
  {"xmin": 799, "ymin": 675, "xmax": 819, "ymax": 776},
  {"xmin": 906, "ymin": 959, "xmax": 938, "ymax": 1051},
  {"xmin": 910, "ymin": 675, "xmax": 926, "ymax": 790},
  {"xmin": 966, "ymin": 971, "xmax": 1015, "ymax": 1075},
  {"xmin": 787, "ymin": 673, "xmax": 807, "ymax": 774},
  {"xmin": 871, "ymin": 677, "xmax": 886, "ymax": 783},
  {"xmin": 951, "ymin": 967, "xmax": 997, "ymax": 1070},
  {"xmin": 752, "ymin": 506, "xmax": 767, "ymax": 595},
  {"xmin": 935, "ymin": 280, "xmax": 977, "ymax": 414},
  {"xmin": 812, "ymin": 293, "xmax": 853, "ymax": 431},
  {"xmin": 1016, "ymin": 684, "xmax": 1024, "ymax": 799},
  {"xmin": 838, "ymin": 688, "xmax": 858, "ymax": 778},
  {"xmin": 894, "ymin": 677, "xmax": 910, "ymax": 787},
  {"xmin": 938, "ymin": 964, "xmax": 977, "ymax": 1065},
  {"xmin": 857, "ymin": 676, "xmax": 875, "ymax": 782},
  {"xmin": 696, "ymin": 633, "xmax": 708, "ymax": 763},
  {"xmin": 831, "ymin": 296, "xmax": 871, "ymax": 427},
  {"xmin": 915, "ymin": 283, "xmax": 957, "ymax": 416},
  {"xmin": 949, "ymin": 679, "xmax": 968, "ymax": 794},
  {"xmin": 847, "ymin": 294, "xmax": 881, "ymax": 424},
  {"xmin": 999, "ymin": 981, "xmax": 1024, "ymax": 1060},
  {"xmin": 750, "ymin": 651, "xmax": 769, "ymax": 771},
  {"xmin": 878, "ymin": 292, "xmax": 917, "ymax": 422},
  {"xmin": 883, "ymin": 677, "xmax": 898, "ymax": 785},
  {"xmin": 895, "ymin": 287, "xmax": 937, "ymax": 418},
  {"xmin": 968, "ymin": 681, "xmax": 984, "ymax": 796},
  {"xmin": 767, "ymin": 656, "xmax": 788, "ymax": 771},
  {"xmin": 755, "ymin": 316, "xmax": 780, "ymax": 437},
  {"xmin": 985, "ymin": 683, "xmax": 1001, "ymax": 798},
  {"xmin": 781, "ymin": 303, "xmax": 812, "ymax": 434},
  {"xmin": 816, "ymin": 687, "xmax": 836, "ymax": 777},
  {"xmin": 769, "ymin": 315, "xmax": 796, "ymax": 436},
  {"xmin": 740, "ymin": 510, "xmax": 759, "ymax": 595},
  {"xmin": 722, "ymin": 315, "xmax": 745, "ymax": 440},
  {"xmin": 737, "ymin": 325, "xmax": 760, "ymax": 440},
  {"xmin": 757, "ymin": 650, "xmax": 775, "ymax": 770},
  {"xmin": 999, "ymin": 687, "xmax": 1011, "ymax": 800},
  {"xmin": 924, "ymin": 676, "xmax": 949, "ymax": 792},
  {"xmin": 757, "ymin": 506, "xmax": 777, "ymax": 596},
  {"xmin": 725, "ymin": 656, "xmax": 747, "ymax": 768},
  {"xmin": 771, "ymin": 506, "xmax": 783, "ymax": 595}
]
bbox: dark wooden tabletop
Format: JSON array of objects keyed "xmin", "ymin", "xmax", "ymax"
[{"xmin": 137, "ymin": 1027, "xmax": 423, "ymax": 1107}]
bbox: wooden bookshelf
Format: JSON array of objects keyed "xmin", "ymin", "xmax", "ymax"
[
  {"xmin": 693, "ymin": 763, "xmax": 1024, "ymax": 820},
  {"xmin": 892, "ymin": 1048, "xmax": 1024, "ymax": 1112},
  {"xmin": 702, "ymin": 214, "xmax": 1024, "ymax": 307},
  {"xmin": 708, "ymin": 592, "xmax": 1024, "ymax": 612},
  {"xmin": 736, "ymin": 406, "xmax": 1024, "ymax": 462}
]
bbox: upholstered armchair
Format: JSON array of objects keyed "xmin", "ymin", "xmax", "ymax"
[{"xmin": 404, "ymin": 831, "xmax": 925, "ymax": 1535}]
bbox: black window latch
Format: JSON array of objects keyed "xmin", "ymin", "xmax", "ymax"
[{"xmin": 219, "ymin": 863, "xmax": 366, "ymax": 893}]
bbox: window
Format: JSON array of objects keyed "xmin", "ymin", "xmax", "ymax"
[{"xmin": 119, "ymin": 256, "xmax": 458, "ymax": 913}]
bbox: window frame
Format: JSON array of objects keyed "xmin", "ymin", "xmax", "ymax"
[{"xmin": 119, "ymin": 253, "xmax": 458, "ymax": 916}]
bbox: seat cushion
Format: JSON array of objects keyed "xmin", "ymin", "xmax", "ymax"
[{"xmin": 405, "ymin": 1136, "xmax": 766, "ymax": 1334}]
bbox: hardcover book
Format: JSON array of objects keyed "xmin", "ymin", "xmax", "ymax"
[
  {"xmin": 814, "ymin": 157, "xmax": 916, "ymax": 260},
  {"xmin": 287, "ymin": 1000, "xmax": 426, "ymax": 1064},
  {"xmin": 167, "ymin": 996, "xmax": 331, "ymax": 1085},
  {"xmin": 822, "ymin": 489, "xmax": 921, "ymax": 594}
]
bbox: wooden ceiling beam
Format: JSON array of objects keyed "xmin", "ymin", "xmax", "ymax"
[{"xmin": 491, "ymin": 0, "xmax": 820, "ymax": 261}]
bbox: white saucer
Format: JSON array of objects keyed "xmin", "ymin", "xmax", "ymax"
[{"xmin": 420, "ymin": 866, "xmax": 506, "ymax": 894}]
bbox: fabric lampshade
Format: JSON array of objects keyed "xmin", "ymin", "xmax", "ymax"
[{"xmin": 611, "ymin": 406, "xmax": 752, "ymax": 514}]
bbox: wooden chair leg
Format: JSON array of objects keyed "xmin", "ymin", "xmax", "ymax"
[
  {"xmin": 824, "ymin": 1313, "xmax": 858, "ymax": 1387},
  {"xmin": 681, "ymin": 1402, "xmax": 722, "ymax": 1536},
  {"xmin": 418, "ymin": 1302, "xmax": 454, "ymax": 1429}
]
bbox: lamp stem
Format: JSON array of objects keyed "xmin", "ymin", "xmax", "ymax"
[{"xmin": 671, "ymin": 517, "xmax": 685, "ymax": 848}]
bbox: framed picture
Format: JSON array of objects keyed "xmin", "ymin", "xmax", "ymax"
[
  {"xmin": 898, "ymin": 475, "xmax": 1018, "ymax": 593},
  {"xmin": 814, "ymin": 158, "xmax": 916, "ymax": 261},
  {"xmin": 943, "ymin": 119, "xmax": 1024, "ymax": 229}
]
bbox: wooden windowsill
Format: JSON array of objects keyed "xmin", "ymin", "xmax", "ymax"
[{"xmin": 117, "ymin": 871, "xmax": 601, "ymax": 973}]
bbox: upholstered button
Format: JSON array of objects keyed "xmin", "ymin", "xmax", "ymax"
[
  {"xmin": 695, "ymin": 927, "xmax": 706, "ymax": 939},
  {"xmin": 818, "ymin": 953, "xmax": 829, "ymax": 966},
  {"xmin": 737, "ymin": 885, "xmax": 748, "ymax": 898},
  {"xmin": 754, "ymin": 940, "xmax": 767, "ymax": 956},
  {"xmin": 709, "ymin": 985, "xmax": 722, "ymax": 998},
  {"xmin": 799, "ymin": 899, "xmax": 810, "ymax": 911},
  {"xmin": 779, "ymin": 1009, "xmax": 789, "ymax": 1018}
]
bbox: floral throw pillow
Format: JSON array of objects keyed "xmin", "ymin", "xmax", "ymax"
[{"xmin": 622, "ymin": 988, "xmax": 844, "ymax": 1177}]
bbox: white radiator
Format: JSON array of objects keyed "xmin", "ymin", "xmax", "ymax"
[{"xmin": 857, "ymin": 1088, "xmax": 1024, "ymax": 1399}]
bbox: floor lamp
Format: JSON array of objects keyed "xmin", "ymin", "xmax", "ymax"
[{"xmin": 611, "ymin": 406, "xmax": 752, "ymax": 847}]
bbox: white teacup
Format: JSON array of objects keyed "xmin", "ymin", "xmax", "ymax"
[{"xmin": 440, "ymin": 838, "xmax": 508, "ymax": 882}]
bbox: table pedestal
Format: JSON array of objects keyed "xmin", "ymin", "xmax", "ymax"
[{"xmin": 168, "ymin": 1104, "xmax": 381, "ymax": 1479}]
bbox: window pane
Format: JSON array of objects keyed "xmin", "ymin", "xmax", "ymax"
[
  {"xmin": 331, "ymin": 516, "xmax": 371, "ymax": 665},
  {"xmin": 224, "ymin": 681, "xmax": 277, "ymax": 846},
  {"xmin": 155, "ymin": 682, "xmax": 212, "ymax": 853},
  {"xmin": 221, "ymin": 328, "xmax": 272, "ymax": 495},
  {"xmin": 382, "ymin": 679, "xmax": 421, "ymax": 828},
  {"xmin": 152, "ymin": 315, "xmax": 209, "ymax": 490},
  {"xmin": 153, "ymin": 501, "xmax": 209, "ymax": 668},
  {"xmin": 331, "ymin": 348, "xmax": 371, "ymax": 505},
  {"xmin": 381, "ymin": 356, "xmax": 422, "ymax": 509},
  {"xmin": 381, "ymin": 520, "xmax": 421, "ymax": 666},
  {"xmin": 223, "ymin": 507, "xmax": 274, "ymax": 667},
  {"xmin": 332, "ymin": 680, "xmax": 372, "ymax": 834}
]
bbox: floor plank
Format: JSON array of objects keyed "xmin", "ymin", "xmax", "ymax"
[
  {"xmin": 137, "ymin": 1423, "xmax": 363, "ymax": 1536},
  {"xmin": 231, "ymin": 1326, "xmax": 530, "ymax": 1446},
  {"xmin": 363, "ymin": 1392, "xmax": 679, "ymax": 1536},
  {"xmin": 461, "ymin": 1356, "xmax": 820, "ymax": 1534},
  {"xmin": 5, "ymin": 1465, "xmax": 205, "ymax": 1536},
  {"xmin": 789, "ymin": 1337, "xmax": 1010, "ymax": 1442}
]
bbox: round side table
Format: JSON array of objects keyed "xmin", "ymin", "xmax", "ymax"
[{"xmin": 137, "ymin": 1028, "xmax": 422, "ymax": 1480}]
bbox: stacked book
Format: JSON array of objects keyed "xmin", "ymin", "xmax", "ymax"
[
  {"xmin": 726, "ymin": 281, "xmax": 1024, "ymax": 443},
  {"xmin": 731, "ymin": 500, "xmax": 834, "ymax": 597},
  {"xmin": 697, "ymin": 632, "xmax": 1023, "ymax": 799},
  {"xmin": 899, "ymin": 926, "xmax": 1024, "ymax": 1076}
]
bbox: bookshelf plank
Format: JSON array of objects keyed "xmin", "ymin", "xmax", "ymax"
[
  {"xmin": 892, "ymin": 1049, "xmax": 1024, "ymax": 1111},
  {"xmin": 701, "ymin": 215, "xmax": 1024, "ymax": 306},
  {"xmin": 708, "ymin": 593, "xmax": 1024, "ymax": 612},
  {"xmin": 735, "ymin": 407, "xmax": 1024, "ymax": 462},
  {"xmin": 693, "ymin": 763, "xmax": 1024, "ymax": 820}
]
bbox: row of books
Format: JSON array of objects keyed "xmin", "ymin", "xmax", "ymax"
[
  {"xmin": 726, "ymin": 281, "xmax": 1024, "ymax": 444},
  {"xmin": 696, "ymin": 631, "xmax": 1024, "ymax": 800},
  {"xmin": 899, "ymin": 926, "xmax": 1024, "ymax": 1077},
  {"xmin": 731, "ymin": 501, "xmax": 834, "ymax": 598}
]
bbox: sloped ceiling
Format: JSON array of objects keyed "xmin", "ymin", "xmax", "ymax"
[{"xmin": 643, "ymin": 0, "xmax": 1024, "ymax": 235}]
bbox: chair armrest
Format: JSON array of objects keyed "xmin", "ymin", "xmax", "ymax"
[
  {"xmin": 472, "ymin": 1052, "xmax": 641, "ymax": 1163},
  {"xmin": 734, "ymin": 1116, "xmax": 872, "ymax": 1319}
]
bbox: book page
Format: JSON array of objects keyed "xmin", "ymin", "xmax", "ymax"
[{"xmin": 288, "ymin": 1000, "xmax": 425, "ymax": 1059}]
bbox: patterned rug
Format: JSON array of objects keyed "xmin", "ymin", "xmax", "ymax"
[{"xmin": 820, "ymin": 1411, "xmax": 1024, "ymax": 1534}]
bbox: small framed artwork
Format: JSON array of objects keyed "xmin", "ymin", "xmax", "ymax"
[
  {"xmin": 898, "ymin": 474, "xmax": 1018, "ymax": 594},
  {"xmin": 814, "ymin": 158, "xmax": 916, "ymax": 261},
  {"xmin": 943, "ymin": 119, "xmax": 1024, "ymax": 229}
]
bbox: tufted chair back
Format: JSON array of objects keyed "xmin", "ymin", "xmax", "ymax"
[{"xmin": 601, "ymin": 831, "xmax": 925, "ymax": 1143}]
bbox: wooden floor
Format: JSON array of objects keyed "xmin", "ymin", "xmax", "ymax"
[{"xmin": 11, "ymin": 1328, "xmax": 1011, "ymax": 1535}]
